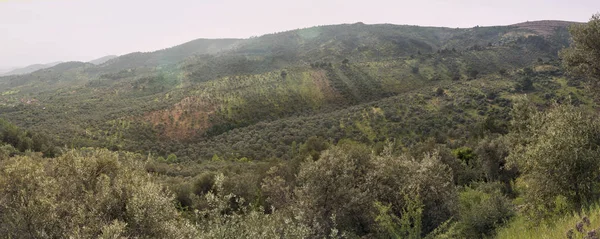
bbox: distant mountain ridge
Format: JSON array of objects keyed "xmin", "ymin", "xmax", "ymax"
[
  {"xmin": 511, "ymin": 20, "xmax": 579, "ymax": 36},
  {"xmin": 89, "ymin": 55, "xmax": 118, "ymax": 65},
  {"xmin": 0, "ymin": 67, "xmax": 17, "ymax": 75},
  {"xmin": 0, "ymin": 61, "xmax": 63, "ymax": 76},
  {"xmin": 1, "ymin": 55, "xmax": 118, "ymax": 77}
]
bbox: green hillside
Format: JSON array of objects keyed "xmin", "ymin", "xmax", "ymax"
[
  {"xmin": 0, "ymin": 21, "xmax": 576, "ymax": 160},
  {"xmin": 4, "ymin": 17, "xmax": 600, "ymax": 238}
]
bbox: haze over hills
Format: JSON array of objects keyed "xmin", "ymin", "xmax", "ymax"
[
  {"xmin": 0, "ymin": 61, "xmax": 63, "ymax": 76},
  {"xmin": 0, "ymin": 55, "xmax": 119, "ymax": 77},
  {"xmin": 0, "ymin": 67, "xmax": 17, "ymax": 75},
  {"xmin": 88, "ymin": 55, "xmax": 119, "ymax": 65}
]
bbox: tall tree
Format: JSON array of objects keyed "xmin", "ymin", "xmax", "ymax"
[
  {"xmin": 560, "ymin": 14, "xmax": 600, "ymax": 80},
  {"xmin": 507, "ymin": 102, "xmax": 600, "ymax": 219},
  {"xmin": 294, "ymin": 142, "xmax": 374, "ymax": 237}
]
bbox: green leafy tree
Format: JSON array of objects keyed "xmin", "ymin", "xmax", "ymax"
[
  {"xmin": 294, "ymin": 142, "xmax": 374, "ymax": 237},
  {"xmin": 192, "ymin": 174, "xmax": 310, "ymax": 239},
  {"xmin": 475, "ymin": 137, "xmax": 518, "ymax": 194},
  {"xmin": 166, "ymin": 153, "xmax": 178, "ymax": 163},
  {"xmin": 375, "ymin": 195, "xmax": 423, "ymax": 239},
  {"xmin": 298, "ymin": 136, "xmax": 330, "ymax": 161},
  {"xmin": 507, "ymin": 102, "xmax": 600, "ymax": 219},
  {"xmin": 261, "ymin": 164, "xmax": 296, "ymax": 211},
  {"xmin": 0, "ymin": 148, "xmax": 198, "ymax": 238},
  {"xmin": 370, "ymin": 147, "xmax": 458, "ymax": 235},
  {"xmin": 452, "ymin": 147, "xmax": 476, "ymax": 166},
  {"xmin": 560, "ymin": 14, "xmax": 600, "ymax": 80},
  {"xmin": 456, "ymin": 184, "xmax": 514, "ymax": 238}
]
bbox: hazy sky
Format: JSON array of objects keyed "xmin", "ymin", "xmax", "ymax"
[{"xmin": 1, "ymin": 0, "xmax": 599, "ymax": 68}]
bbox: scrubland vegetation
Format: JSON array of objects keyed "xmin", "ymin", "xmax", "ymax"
[{"xmin": 1, "ymin": 14, "xmax": 600, "ymax": 238}]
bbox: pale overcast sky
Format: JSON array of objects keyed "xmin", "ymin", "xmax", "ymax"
[{"xmin": 0, "ymin": 0, "xmax": 598, "ymax": 68}]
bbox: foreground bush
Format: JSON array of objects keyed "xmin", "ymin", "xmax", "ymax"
[
  {"xmin": 192, "ymin": 174, "xmax": 310, "ymax": 239},
  {"xmin": 456, "ymin": 184, "xmax": 514, "ymax": 238},
  {"xmin": 0, "ymin": 148, "xmax": 199, "ymax": 238},
  {"xmin": 508, "ymin": 102, "xmax": 600, "ymax": 219}
]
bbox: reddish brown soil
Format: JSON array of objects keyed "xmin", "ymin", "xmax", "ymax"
[{"xmin": 144, "ymin": 97, "xmax": 216, "ymax": 140}]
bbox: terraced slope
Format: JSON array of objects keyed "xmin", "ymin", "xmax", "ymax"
[{"xmin": 0, "ymin": 21, "xmax": 580, "ymax": 160}]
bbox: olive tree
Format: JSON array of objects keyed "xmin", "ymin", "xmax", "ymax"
[
  {"xmin": 294, "ymin": 142, "xmax": 374, "ymax": 237},
  {"xmin": 560, "ymin": 14, "xmax": 600, "ymax": 80},
  {"xmin": 0, "ymin": 149, "xmax": 199, "ymax": 238},
  {"xmin": 507, "ymin": 102, "xmax": 600, "ymax": 218}
]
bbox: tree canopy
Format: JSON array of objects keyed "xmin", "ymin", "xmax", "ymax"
[{"xmin": 560, "ymin": 14, "xmax": 600, "ymax": 80}]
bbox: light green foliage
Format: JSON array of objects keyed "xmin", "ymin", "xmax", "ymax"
[
  {"xmin": 211, "ymin": 153, "xmax": 221, "ymax": 161},
  {"xmin": 166, "ymin": 153, "xmax": 178, "ymax": 163},
  {"xmin": 456, "ymin": 184, "xmax": 514, "ymax": 238},
  {"xmin": 375, "ymin": 195, "xmax": 424, "ymax": 239},
  {"xmin": 0, "ymin": 148, "xmax": 199, "ymax": 238},
  {"xmin": 375, "ymin": 199, "xmax": 462, "ymax": 239},
  {"xmin": 371, "ymin": 147, "xmax": 458, "ymax": 235},
  {"xmin": 291, "ymin": 140, "xmax": 461, "ymax": 237},
  {"xmin": 261, "ymin": 164, "xmax": 293, "ymax": 210},
  {"xmin": 496, "ymin": 204, "xmax": 600, "ymax": 239},
  {"xmin": 193, "ymin": 174, "xmax": 310, "ymax": 239},
  {"xmin": 294, "ymin": 141, "xmax": 374, "ymax": 237},
  {"xmin": 0, "ymin": 144, "xmax": 17, "ymax": 160},
  {"xmin": 507, "ymin": 102, "xmax": 600, "ymax": 219},
  {"xmin": 560, "ymin": 14, "xmax": 600, "ymax": 80}
]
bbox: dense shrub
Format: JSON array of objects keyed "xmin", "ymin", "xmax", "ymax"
[
  {"xmin": 0, "ymin": 148, "xmax": 198, "ymax": 238},
  {"xmin": 456, "ymin": 184, "xmax": 515, "ymax": 238}
]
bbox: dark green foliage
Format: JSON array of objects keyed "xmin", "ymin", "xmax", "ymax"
[
  {"xmin": 467, "ymin": 68, "xmax": 479, "ymax": 79},
  {"xmin": 517, "ymin": 76, "xmax": 534, "ymax": 92},
  {"xmin": 452, "ymin": 147, "xmax": 476, "ymax": 166},
  {"xmin": 0, "ymin": 118, "xmax": 55, "ymax": 157},
  {"xmin": 475, "ymin": 137, "xmax": 518, "ymax": 194},
  {"xmin": 435, "ymin": 87, "xmax": 445, "ymax": 96},
  {"xmin": 298, "ymin": 136, "xmax": 330, "ymax": 160},
  {"xmin": 194, "ymin": 172, "xmax": 217, "ymax": 196},
  {"xmin": 0, "ymin": 21, "xmax": 574, "ymax": 162},
  {"xmin": 412, "ymin": 66, "xmax": 420, "ymax": 74}
]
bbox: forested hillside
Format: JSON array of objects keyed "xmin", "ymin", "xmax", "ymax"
[
  {"xmin": 2, "ymin": 15, "xmax": 600, "ymax": 238},
  {"xmin": 0, "ymin": 21, "xmax": 575, "ymax": 160}
]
